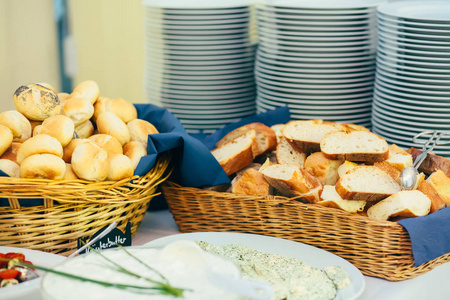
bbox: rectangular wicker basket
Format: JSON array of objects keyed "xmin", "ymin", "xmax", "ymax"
[
  {"xmin": 162, "ymin": 181, "xmax": 450, "ymax": 281},
  {"xmin": 0, "ymin": 153, "xmax": 171, "ymax": 256}
]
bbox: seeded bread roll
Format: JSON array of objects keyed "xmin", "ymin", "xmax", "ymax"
[
  {"xmin": 123, "ymin": 141, "xmax": 147, "ymax": 170},
  {"xmin": 88, "ymin": 134, "xmax": 123, "ymax": 157},
  {"xmin": 304, "ymin": 152, "xmax": 343, "ymax": 185},
  {"xmin": 92, "ymin": 96, "xmax": 111, "ymax": 123},
  {"xmin": 39, "ymin": 115, "xmax": 75, "ymax": 147},
  {"xmin": 71, "ymin": 142, "xmax": 110, "ymax": 182},
  {"xmin": 62, "ymin": 138, "xmax": 92, "ymax": 163},
  {"xmin": 13, "ymin": 83, "xmax": 61, "ymax": 121},
  {"xmin": 127, "ymin": 119, "xmax": 159, "ymax": 147},
  {"xmin": 107, "ymin": 154, "xmax": 134, "ymax": 181},
  {"xmin": 17, "ymin": 134, "xmax": 63, "ymax": 165},
  {"xmin": 0, "ymin": 125, "xmax": 13, "ymax": 157},
  {"xmin": 62, "ymin": 97, "xmax": 95, "ymax": 126},
  {"xmin": 0, "ymin": 110, "xmax": 32, "ymax": 142},
  {"xmin": 335, "ymin": 166, "xmax": 401, "ymax": 201},
  {"xmin": 0, "ymin": 159, "xmax": 20, "ymax": 177},
  {"xmin": 96, "ymin": 112, "xmax": 131, "ymax": 146},
  {"xmin": 63, "ymin": 163, "xmax": 79, "ymax": 180},
  {"xmin": 0, "ymin": 142, "xmax": 21, "ymax": 163},
  {"xmin": 37, "ymin": 82, "xmax": 57, "ymax": 94},
  {"xmin": 74, "ymin": 120, "xmax": 94, "ymax": 139},
  {"xmin": 320, "ymin": 131, "xmax": 389, "ymax": 163},
  {"xmin": 20, "ymin": 154, "xmax": 66, "ymax": 180},
  {"xmin": 70, "ymin": 80, "xmax": 100, "ymax": 104},
  {"xmin": 106, "ymin": 98, "xmax": 138, "ymax": 123}
]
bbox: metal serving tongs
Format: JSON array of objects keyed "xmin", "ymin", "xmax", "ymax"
[{"xmin": 399, "ymin": 131, "xmax": 450, "ymax": 190}]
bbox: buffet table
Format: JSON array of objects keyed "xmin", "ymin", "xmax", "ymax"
[{"xmin": 133, "ymin": 210, "xmax": 450, "ymax": 300}]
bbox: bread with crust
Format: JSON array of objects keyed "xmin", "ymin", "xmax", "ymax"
[
  {"xmin": 0, "ymin": 110, "xmax": 32, "ymax": 142},
  {"xmin": 417, "ymin": 180, "xmax": 446, "ymax": 213},
  {"xmin": 70, "ymin": 80, "xmax": 100, "ymax": 104},
  {"xmin": 62, "ymin": 97, "xmax": 95, "ymax": 126},
  {"xmin": 0, "ymin": 142, "xmax": 21, "ymax": 163},
  {"xmin": 304, "ymin": 152, "xmax": 343, "ymax": 185},
  {"xmin": 426, "ymin": 170, "xmax": 450, "ymax": 206},
  {"xmin": 407, "ymin": 147, "xmax": 450, "ymax": 177},
  {"xmin": 71, "ymin": 142, "xmax": 110, "ymax": 182},
  {"xmin": 276, "ymin": 137, "xmax": 306, "ymax": 167},
  {"xmin": 39, "ymin": 115, "xmax": 75, "ymax": 147},
  {"xmin": 20, "ymin": 154, "xmax": 66, "ymax": 180},
  {"xmin": 127, "ymin": 119, "xmax": 159, "ymax": 147},
  {"xmin": 231, "ymin": 168, "xmax": 270, "ymax": 196},
  {"xmin": 123, "ymin": 141, "xmax": 147, "ymax": 170},
  {"xmin": 107, "ymin": 154, "xmax": 134, "ymax": 181},
  {"xmin": 96, "ymin": 112, "xmax": 131, "ymax": 146},
  {"xmin": 0, "ymin": 125, "xmax": 13, "ymax": 157},
  {"xmin": 13, "ymin": 83, "xmax": 61, "ymax": 121},
  {"xmin": 317, "ymin": 185, "xmax": 366, "ymax": 213},
  {"xmin": 106, "ymin": 98, "xmax": 138, "ymax": 123},
  {"xmin": 17, "ymin": 134, "xmax": 63, "ymax": 164},
  {"xmin": 0, "ymin": 159, "xmax": 20, "ymax": 177}
]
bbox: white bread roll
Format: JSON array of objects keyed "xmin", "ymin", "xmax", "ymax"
[
  {"xmin": 33, "ymin": 124, "xmax": 42, "ymax": 136},
  {"xmin": 96, "ymin": 112, "xmax": 130, "ymax": 146},
  {"xmin": 92, "ymin": 96, "xmax": 111, "ymax": 123},
  {"xmin": 127, "ymin": 119, "xmax": 159, "ymax": 147},
  {"xmin": 29, "ymin": 120, "xmax": 42, "ymax": 132},
  {"xmin": 0, "ymin": 125, "xmax": 13, "ymax": 157},
  {"xmin": 57, "ymin": 92, "xmax": 71, "ymax": 104},
  {"xmin": 0, "ymin": 142, "xmax": 21, "ymax": 164},
  {"xmin": 37, "ymin": 82, "xmax": 57, "ymax": 94},
  {"xmin": 123, "ymin": 141, "xmax": 147, "ymax": 170},
  {"xmin": 367, "ymin": 190, "xmax": 431, "ymax": 221},
  {"xmin": 40, "ymin": 115, "xmax": 75, "ymax": 147},
  {"xmin": 71, "ymin": 142, "xmax": 110, "ymax": 182},
  {"xmin": 17, "ymin": 134, "xmax": 63, "ymax": 165},
  {"xmin": 70, "ymin": 80, "xmax": 100, "ymax": 104},
  {"xmin": 304, "ymin": 152, "xmax": 343, "ymax": 186},
  {"xmin": 74, "ymin": 120, "xmax": 94, "ymax": 138},
  {"xmin": 0, "ymin": 159, "xmax": 20, "ymax": 177},
  {"xmin": 106, "ymin": 98, "xmax": 138, "ymax": 124},
  {"xmin": 62, "ymin": 97, "xmax": 95, "ymax": 126},
  {"xmin": 107, "ymin": 154, "xmax": 134, "ymax": 181},
  {"xmin": 62, "ymin": 138, "xmax": 92, "ymax": 163},
  {"xmin": 20, "ymin": 154, "xmax": 66, "ymax": 180},
  {"xmin": 0, "ymin": 110, "xmax": 32, "ymax": 142},
  {"xmin": 63, "ymin": 163, "xmax": 79, "ymax": 180},
  {"xmin": 13, "ymin": 83, "xmax": 61, "ymax": 121},
  {"xmin": 88, "ymin": 134, "xmax": 123, "ymax": 157}
]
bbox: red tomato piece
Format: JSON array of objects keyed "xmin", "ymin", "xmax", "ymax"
[
  {"xmin": 0, "ymin": 253, "xmax": 7, "ymax": 268},
  {"xmin": 4, "ymin": 252, "xmax": 25, "ymax": 262},
  {"xmin": 0, "ymin": 269, "xmax": 20, "ymax": 280}
]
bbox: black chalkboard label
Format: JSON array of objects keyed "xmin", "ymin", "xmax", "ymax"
[{"xmin": 77, "ymin": 222, "xmax": 132, "ymax": 254}]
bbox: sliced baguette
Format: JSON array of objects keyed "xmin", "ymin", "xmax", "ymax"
[
  {"xmin": 386, "ymin": 153, "xmax": 413, "ymax": 172},
  {"xmin": 320, "ymin": 131, "xmax": 389, "ymax": 163},
  {"xmin": 211, "ymin": 130, "xmax": 257, "ymax": 175},
  {"xmin": 367, "ymin": 190, "xmax": 431, "ymax": 221},
  {"xmin": 216, "ymin": 122, "xmax": 277, "ymax": 156},
  {"xmin": 261, "ymin": 163, "xmax": 323, "ymax": 203},
  {"xmin": 407, "ymin": 147, "xmax": 450, "ymax": 177},
  {"xmin": 426, "ymin": 170, "xmax": 450, "ymax": 206},
  {"xmin": 318, "ymin": 185, "xmax": 366, "ymax": 213},
  {"xmin": 270, "ymin": 124, "xmax": 285, "ymax": 143},
  {"xmin": 231, "ymin": 168, "xmax": 271, "ymax": 196},
  {"xmin": 389, "ymin": 144, "xmax": 409, "ymax": 155},
  {"xmin": 304, "ymin": 152, "xmax": 343, "ymax": 185},
  {"xmin": 276, "ymin": 137, "xmax": 306, "ymax": 168},
  {"xmin": 417, "ymin": 180, "xmax": 445, "ymax": 213},
  {"xmin": 337, "ymin": 160, "xmax": 358, "ymax": 178},
  {"xmin": 282, "ymin": 121, "xmax": 342, "ymax": 154},
  {"xmin": 374, "ymin": 161, "xmax": 400, "ymax": 182},
  {"xmin": 335, "ymin": 166, "xmax": 401, "ymax": 201}
]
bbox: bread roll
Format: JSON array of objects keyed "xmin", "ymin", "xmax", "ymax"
[
  {"xmin": 20, "ymin": 154, "xmax": 66, "ymax": 180},
  {"xmin": 39, "ymin": 115, "xmax": 75, "ymax": 147},
  {"xmin": 71, "ymin": 142, "xmax": 110, "ymax": 182},
  {"xmin": 0, "ymin": 125, "xmax": 13, "ymax": 157},
  {"xmin": 0, "ymin": 159, "xmax": 20, "ymax": 177},
  {"xmin": 74, "ymin": 120, "xmax": 94, "ymax": 138},
  {"xmin": 106, "ymin": 98, "xmax": 138, "ymax": 123},
  {"xmin": 88, "ymin": 134, "xmax": 123, "ymax": 156},
  {"xmin": 0, "ymin": 110, "xmax": 32, "ymax": 142},
  {"xmin": 70, "ymin": 80, "xmax": 100, "ymax": 104},
  {"xmin": 13, "ymin": 83, "xmax": 61, "ymax": 121},
  {"xmin": 92, "ymin": 96, "xmax": 110, "ymax": 123},
  {"xmin": 96, "ymin": 112, "xmax": 130, "ymax": 146},
  {"xmin": 63, "ymin": 163, "xmax": 79, "ymax": 180},
  {"xmin": 62, "ymin": 138, "xmax": 92, "ymax": 163},
  {"xmin": 231, "ymin": 168, "xmax": 270, "ymax": 196},
  {"xmin": 127, "ymin": 119, "xmax": 158, "ymax": 147},
  {"xmin": 304, "ymin": 152, "xmax": 343, "ymax": 185},
  {"xmin": 123, "ymin": 141, "xmax": 147, "ymax": 170},
  {"xmin": 29, "ymin": 120, "xmax": 42, "ymax": 132},
  {"xmin": 37, "ymin": 82, "xmax": 57, "ymax": 94},
  {"xmin": 62, "ymin": 97, "xmax": 95, "ymax": 126},
  {"xmin": 17, "ymin": 134, "xmax": 63, "ymax": 164},
  {"xmin": 0, "ymin": 142, "xmax": 21, "ymax": 163},
  {"xmin": 57, "ymin": 92, "xmax": 71, "ymax": 104},
  {"xmin": 33, "ymin": 125, "xmax": 42, "ymax": 136},
  {"xmin": 107, "ymin": 154, "xmax": 134, "ymax": 181}
]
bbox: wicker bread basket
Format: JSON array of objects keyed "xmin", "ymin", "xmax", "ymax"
[
  {"xmin": 0, "ymin": 153, "xmax": 171, "ymax": 256},
  {"xmin": 162, "ymin": 181, "xmax": 450, "ymax": 281}
]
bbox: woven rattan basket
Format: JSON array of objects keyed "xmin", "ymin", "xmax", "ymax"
[
  {"xmin": 162, "ymin": 181, "xmax": 450, "ymax": 281},
  {"xmin": 0, "ymin": 153, "xmax": 171, "ymax": 256}
]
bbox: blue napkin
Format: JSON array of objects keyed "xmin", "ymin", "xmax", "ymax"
[{"xmin": 398, "ymin": 207, "xmax": 450, "ymax": 266}]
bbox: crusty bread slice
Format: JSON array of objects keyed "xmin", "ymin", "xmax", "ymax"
[
  {"xmin": 386, "ymin": 153, "xmax": 413, "ymax": 171},
  {"xmin": 427, "ymin": 170, "xmax": 450, "ymax": 206},
  {"xmin": 335, "ymin": 166, "xmax": 401, "ymax": 201},
  {"xmin": 304, "ymin": 152, "xmax": 343, "ymax": 185},
  {"xmin": 270, "ymin": 124, "xmax": 285, "ymax": 143},
  {"xmin": 231, "ymin": 168, "xmax": 271, "ymax": 196},
  {"xmin": 374, "ymin": 161, "xmax": 400, "ymax": 182},
  {"xmin": 337, "ymin": 160, "xmax": 358, "ymax": 178},
  {"xmin": 407, "ymin": 147, "xmax": 450, "ymax": 177},
  {"xmin": 320, "ymin": 131, "xmax": 389, "ymax": 163},
  {"xmin": 389, "ymin": 144, "xmax": 409, "ymax": 155},
  {"xmin": 417, "ymin": 180, "xmax": 445, "ymax": 213},
  {"xmin": 282, "ymin": 121, "xmax": 342, "ymax": 154},
  {"xmin": 276, "ymin": 137, "xmax": 306, "ymax": 168},
  {"xmin": 318, "ymin": 185, "xmax": 366, "ymax": 213},
  {"xmin": 367, "ymin": 190, "xmax": 431, "ymax": 221},
  {"xmin": 340, "ymin": 123, "xmax": 371, "ymax": 132},
  {"xmin": 216, "ymin": 122, "xmax": 277, "ymax": 156},
  {"xmin": 211, "ymin": 130, "xmax": 257, "ymax": 175},
  {"xmin": 261, "ymin": 163, "xmax": 323, "ymax": 203}
]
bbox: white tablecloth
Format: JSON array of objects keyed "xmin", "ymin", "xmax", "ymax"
[{"xmin": 133, "ymin": 210, "xmax": 450, "ymax": 300}]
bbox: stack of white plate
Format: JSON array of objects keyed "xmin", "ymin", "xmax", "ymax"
[
  {"xmin": 254, "ymin": 0, "xmax": 383, "ymax": 127},
  {"xmin": 143, "ymin": 0, "xmax": 258, "ymax": 133},
  {"xmin": 372, "ymin": 0, "xmax": 450, "ymax": 157}
]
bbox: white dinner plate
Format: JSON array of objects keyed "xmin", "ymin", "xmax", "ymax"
[
  {"xmin": 377, "ymin": 30, "xmax": 450, "ymax": 46},
  {"xmin": 373, "ymin": 86, "xmax": 450, "ymax": 108},
  {"xmin": 375, "ymin": 56, "xmax": 450, "ymax": 74},
  {"xmin": 146, "ymin": 84, "xmax": 255, "ymax": 95},
  {"xmin": 257, "ymin": 29, "xmax": 377, "ymax": 42},
  {"xmin": 144, "ymin": 36, "xmax": 256, "ymax": 48},
  {"xmin": 145, "ymin": 15, "xmax": 251, "ymax": 26},
  {"xmin": 371, "ymin": 109, "xmax": 450, "ymax": 130},
  {"xmin": 256, "ymin": 9, "xmax": 375, "ymax": 21},
  {"xmin": 372, "ymin": 103, "xmax": 450, "ymax": 124},
  {"xmin": 143, "ymin": 0, "xmax": 253, "ymax": 10},
  {"xmin": 377, "ymin": 51, "xmax": 450, "ymax": 69},
  {"xmin": 377, "ymin": 40, "xmax": 450, "ymax": 57},
  {"xmin": 257, "ymin": 89, "xmax": 373, "ymax": 105},
  {"xmin": 377, "ymin": 12, "xmax": 450, "ymax": 28},
  {"xmin": 143, "ymin": 232, "xmax": 365, "ymax": 300},
  {"xmin": 256, "ymin": 15, "xmax": 375, "ymax": 27},
  {"xmin": 375, "ymin": 76, "xmax": 450, "ymax": 96},
  {"xmin": 257, "ymin": 40, "xmax": 377, "ymax": 54},
  {"xmin": 0, "ymin": 246, "xmax": 65, "ymax": 300},
  {"xmin": 377, "ymin": 0, "xmax": 450, "ymax": 22},
  {"xmin": 374, "ymin": 61, "xmax": 450, "ymax": 81},
  {"xmin": 376, "ymin": 72, "xmax": 450, "ymax": 91},
  {"xmin": 377, "ymin": 45, "xmax": 450, "ymax": 62},
  {"xmin": 144, "ymin": 21, "xmax": 253, "ymax": 31},
  {"xmin": 258, "ymin": 0, "xmax": 383, "ymax": 9},
  {"xmin": 373, "ymin": 93, "xmax": 450, "ymax": 112},
  {"xmin": 145, "ymin": 10, "xmax": 251, "ymax": 20},
  {"xmin": 257, "ymin": 22, "xmax": 375, "ymax": 33},
  {"xmin": 257, "ymin": 43, "xmax": 376, "ymax": 58},
  {"xmin": 257, "ymin": 84, "xmax": 373, "ymax": 100},
  {"xmin": 257, "ymin": 35, "xmax": 375, "ymax": 48},
  {"xmin": 377, "ymin": 25, "xmax": 450, "ymax": 41},
  {"xmin": 162, "ymin": 101, "xmax": 255, "ymax": 110},
  {"xmin": 257, "ymin": 25, "xmax": 377, "ymax": 37},
  {"xmin": 377, "ymin": 19, "xmax": 450, "ymax": 35},
  {"xmin": 145, "ymin": 27, "xmax": 256, "ymax": 36},
  {"xmin": 258, "ymin": 94, "xmax": 372, "ymax": 110}
]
